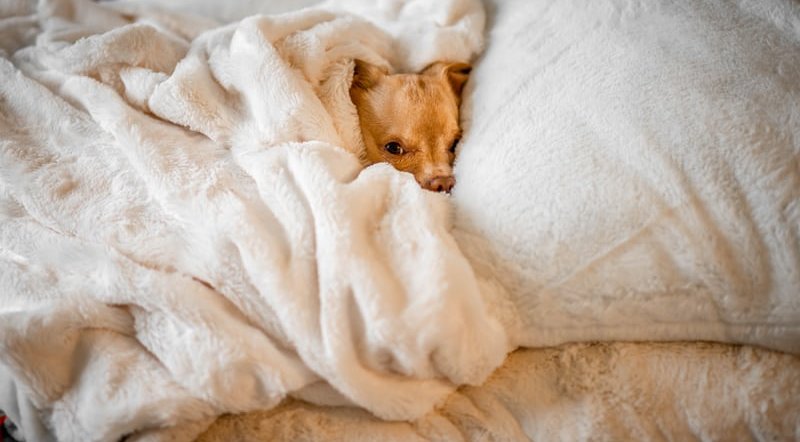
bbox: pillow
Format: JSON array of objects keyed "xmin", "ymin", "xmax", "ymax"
[{"xmin": 453, "ymin": 0, "xmax": 800, "ymax": 352}]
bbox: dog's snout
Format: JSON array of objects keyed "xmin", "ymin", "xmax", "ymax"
[{"xmin": 423, "ymin": 176, "xmax": 456, "ymax": 193}]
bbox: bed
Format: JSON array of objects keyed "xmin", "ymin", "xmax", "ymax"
[{"xmin": 1, "ymin": 0, "xmax": 798, "ymax": 441}]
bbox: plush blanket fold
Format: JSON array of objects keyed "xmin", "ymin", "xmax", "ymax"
[
  {"xmin": 1, "ymin": 0, "xmax": 507, "ymax": 440},
  {"xmin": 2, "ymin": 0, "xmax": 800, "ymax": 440},
  {"xmin": 198, "ymin": 343, "xmax": 800, "ymax": 442}
]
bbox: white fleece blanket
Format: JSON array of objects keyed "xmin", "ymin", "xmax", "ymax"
[
  {"xmin": 452, "ymin": 0, "xmax": 800, "ymax": 352},
  {"xmin": 0, "ymin": 0, "xmax": 508, "ymax": 440},
  {"xmin": 2, "ymin": 0, "xmax": 800, "ymax": 440},
  {"xmin": 199, "ymin": 343, "xmax": 800, "ymax": 441}
]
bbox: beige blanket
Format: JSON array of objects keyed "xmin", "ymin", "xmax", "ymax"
[
  {"xmin": 199, "ymin": 342, "xmax": 800, "ymax": 441},
  {"xmin": 1, "ymin": 0, "xmax": 799, "ymax": 440}
]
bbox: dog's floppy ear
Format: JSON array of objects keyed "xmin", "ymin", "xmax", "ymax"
[
  {"xmin": 351, "ymin": 59, "xmax": 388, "ymax": 90},
  {"xmin": 423, "ymin": 61, "xmax": 472, "ymax": 97}
]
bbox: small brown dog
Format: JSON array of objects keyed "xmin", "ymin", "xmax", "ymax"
[{"xmin": 349, "ymin": 59, "xmax": 471, "ymax": 192}]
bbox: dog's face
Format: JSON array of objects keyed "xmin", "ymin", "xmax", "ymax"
[{"xmin": 349, "ymin": 60, "xmax": 471, "ymax": 192}]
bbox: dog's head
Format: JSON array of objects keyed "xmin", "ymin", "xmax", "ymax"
[{"xmin": 349, "ymin": 59, "xmax": 471, "ymax": 192}]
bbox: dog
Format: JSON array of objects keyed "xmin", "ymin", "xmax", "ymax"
[{"xmin": 349, "ymin": 59, "xmax": 471, "ymax": 193}]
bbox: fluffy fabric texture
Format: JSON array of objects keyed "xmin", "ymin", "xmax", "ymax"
[
  {"xmin": 199, "ymin": 343, "xmax": 800, "ymax": 441},
  {"xmin": 453, "ymin": 0, "xmax": 800, "ymax": 352},
  {"xmin": 0, "ymin": 0, "xmax": 506, "ymax": 440},
  {"xmin": 1, "ymin": 0, "xmax": 799, "ymax": 440},
  {"xmin": 198, "ymin": 1, "xmax": 800, "ymax": 439}
]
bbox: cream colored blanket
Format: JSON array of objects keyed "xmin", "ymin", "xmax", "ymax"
[
  {"xmin": 1, "ymin": 0, "xmax": 799, "ymax": 440},
  {"xmin": 199, "ymin": 343, "xmax": 800, "ymax": 441},
  {"xmin": 1, "ymin": 0, "xmax": 506, "ymax": 440}
]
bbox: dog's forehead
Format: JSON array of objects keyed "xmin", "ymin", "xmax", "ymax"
[
  {"xmin": 395, "ymin": 77, "xmax": 459, "ymax": 131},
  {"xmin": 397, "ymin": 74, "xmax": 448, "ymax": 100}
]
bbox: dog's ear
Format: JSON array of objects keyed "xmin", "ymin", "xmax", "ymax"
[
  {"xmin": 423, "ymin": 61, "xmax": 472, "ymax": 97},
  {"xmin": 352, "ymin": 59, "xmax": 388, "ymax": 90}
]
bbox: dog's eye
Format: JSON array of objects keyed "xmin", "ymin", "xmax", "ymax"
[
  {"xmin": 384, "ymin": 141, "xmax": 404, "ymax": 155},
  {"xmin": 449, "ymin": 138, "xmax": 461, "ymax": 153}
]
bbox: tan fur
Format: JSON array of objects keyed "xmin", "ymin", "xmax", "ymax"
[{"xmin": 349, "ymin": 59, "xmax": 471, "ymax": 192}]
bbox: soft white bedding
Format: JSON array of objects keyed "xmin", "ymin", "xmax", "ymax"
[
  {"xmin": 199, "ymin": 343, "xmax": 800, "ymax": 441},
  {"xmin": 0, "ymin": 0, "xmax": 798, "ymax": 440},
  {"xmin": 1, "ymin": 0, "xmax": 509, "ymax": 440},
  {"xmin": 201, "ymin": 0, "xmax": 800, "ymax": 438},
  {"xmin": 453, "ymin": 0, "xmax": 800, "ymax": 353}
]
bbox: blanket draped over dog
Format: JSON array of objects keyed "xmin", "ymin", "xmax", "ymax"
[
  {"xmin": 0, "ymin": 0, "xmax": 508, "ymax": 440},
  {"xmin": 2, "ymin": 0, "xmax": 800, "ymax": 440}
]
